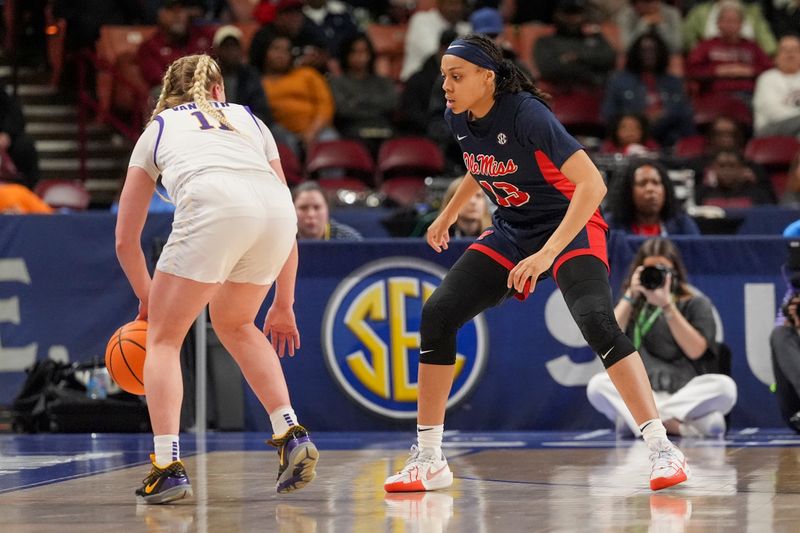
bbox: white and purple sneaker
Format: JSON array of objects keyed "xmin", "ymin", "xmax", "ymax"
[{"xmin": 268, "ymin": 425, "xmax": 319, "ymax": 493}]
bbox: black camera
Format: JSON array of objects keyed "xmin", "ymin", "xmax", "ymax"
[{"xmin": 640, "ymin": 265, "xmax": 672, "ymax": 290}]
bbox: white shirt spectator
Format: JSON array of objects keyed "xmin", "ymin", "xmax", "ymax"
[
  {"xmin": 753, "ymin": 35, "xmax": 800, "ymax": 137},
  {"xmin": 400, "ymin": 9, "xmax": 470, "ymax": 81},
  {"xmin": 616, "ymin": 1, "xmax": 683, "ymax": 54}
]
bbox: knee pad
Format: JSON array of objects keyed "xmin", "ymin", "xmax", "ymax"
[
  {"xmin": 568, "ymin": 291, "xmax": 635, "ymax": 369},
  {"xmin": 418, "ymin": 292, "xmax": 458, "ymax": 365}
]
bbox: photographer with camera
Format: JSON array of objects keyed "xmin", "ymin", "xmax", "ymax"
[
  {"xmin": 587, "ymin": 237, "xmax": 737, "ymax": 437},
  {"xmin": 769, "ymin": 241, "xmax": 800, "ymax": 433}
]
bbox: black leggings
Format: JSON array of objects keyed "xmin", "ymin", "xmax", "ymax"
[{"xmin": 419, "ymin": 250, "xmax": 634, "ymax": 367}]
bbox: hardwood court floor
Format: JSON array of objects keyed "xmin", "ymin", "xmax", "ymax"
[{"xmin": 1, "ymin": 430, "xmax": 799, "ymax": 532}]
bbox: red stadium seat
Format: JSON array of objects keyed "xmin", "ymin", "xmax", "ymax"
[
  {"xmin": 692, "ymin": 94, "xmax": 752, "ymax": 128},
  {"xmin": 744, "ymin": 136, "xmax": 800, "ymax": 171},
  {"xmin": 673, "ymin": 135, "xmax": 706, "ymax": 160},
  {"xmin": 377, "ymin": 136, "xmax": 444, "ymax": 184},
  {"xmin": 306, "ymin": 139, "xmax": 375, "ymax": 185},
  {"xmin": 550, "ymin": 91, "xmax": 604, "ymax": 137},
  {"xmin": 770, "ymin": 172, "xmax": 789, "ymax": 198},
  {"xmin": 276, "ymin": 143, "xmax": 303, "ymax": 186},
  {"xmin": 380, "ymin": 177, "xmax": 427, "ymax": 207},
  {"xmin": 34, "ymin": 179, "xmax": 91, "ymax": 211}
]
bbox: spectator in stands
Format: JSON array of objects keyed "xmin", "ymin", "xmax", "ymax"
[
  {"xmin": 0, "ymin": 183, "xmax": 53, "ymax": 214},
  {"xmin": 292, "ymin": 182, "xmax": 363, "ymax": 240},
  {"xmin": 587, "ymin": 237, "xmax": 737, "ymax": 438},
  {"xmin": 213, "ymin": 26, "xmax": 273, "ymax": 124},
  {"xmin": 0, "ymin": 89, "xmax": 40, "ymax": 188},
  {"xmin": 616, "ymin": 0, "xmax": 683, "ymax": 54},
  {"xmin": 602, "ymin": 32, "xmax": 695, "ymax": 147},
  {"xmin": 683, "ymin": 0, "xmax": 776, "ymax": 55},
  {"xmin": 470, "ymin": 7, "xmax": 531, "ymax": 76},
  {"xmin": 400, "ymin": 0, "xmax": 471, "ymax": 81},
  {"xmin": 535, "ymin": 0, "xmax": 617, "ymax": 90},
  {"xmin": 607, "ymin": 159, "xmax": 700, "ymax": 236},
  {"xmin": 54, "ymin": 0, "xmax": 147, "ymax": 52},
  {"xmin": 329, "ymin": 33, "xmax": 397, "ymax": 153},
  {"xmin": 697, "ymin": 149, "xmax": 776, "ymax": 207},
  {"xmin": 753, "ymin": 35, "xmax": 800, "ymax": 138},
  {"xmin": 303, "ymin": 0, "xmax": 360, "ymax": 60},
  {"xmin": 688, "ymin": 115, "xmax": 773, "ymax": 193},
  {"xmin": 261, "ymin": 35, "xmax": 337, "ymax": 151},
  {"xmin": 410, "ymin": 177, "xmax": 493, "ymax": 237},
  {"xmin": 249, "ymin": 0, "xmax": 327, "ymax": 74},
  {"xmin": 780, "ymin": 152, "xmax": 800, "ymax": 207},
  {"xmin": 601, "ymin": 113, "xmax": 660, "ymax": 155},
  {"xmin": 398, "ymin": 29, "xmax": 462, "ymax": 174},
  {"xmin": 766, "ymin": 0, "xmax": 800, "ymax": 39},
  {"xmin": 686, "ymin": 1, "xmax": 773, "ymax": 104},
  {"xmin": 137, "ymin": 0, "xmax": 214, "ymax": 88}
]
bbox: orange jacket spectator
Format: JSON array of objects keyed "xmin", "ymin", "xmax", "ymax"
[
  {"xmin": 0, "ymin": 183, "xmax": 53, "ymax": 214},
  {"xmin": 262, "ymin": 65, "xmax": 334, "ymax": 136}
]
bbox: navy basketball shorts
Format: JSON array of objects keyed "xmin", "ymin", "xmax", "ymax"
[{"xmin": 467, "ymin": 218, "xmax": 609, "ymax": 300}]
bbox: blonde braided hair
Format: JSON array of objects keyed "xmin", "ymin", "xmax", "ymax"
[{"xmin": 147, "ymin": 54, "xmax": 235, "ymax": 131}]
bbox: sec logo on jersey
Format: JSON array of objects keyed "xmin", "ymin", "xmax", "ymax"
[{"xmin": 322, "ymin": 257, "xmax": 488, "ymax": 419}]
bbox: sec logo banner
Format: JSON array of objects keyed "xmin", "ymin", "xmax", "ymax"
[{"xmin": 322, "ymin": 257, "xmax": 488, "ymax": 419}]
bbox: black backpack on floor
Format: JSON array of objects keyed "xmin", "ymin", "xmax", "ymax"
[{"xmin": 11, "ymin": 359, "xmax": 151, "ymax": 433}]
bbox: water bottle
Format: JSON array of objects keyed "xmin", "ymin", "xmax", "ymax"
[{"xmin": 87, "ymin": 359, "xmax": 108, "ymax": 400}]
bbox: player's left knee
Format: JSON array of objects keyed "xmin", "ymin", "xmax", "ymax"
[{"xmin": 568, "ymin": 293, "xmax": 635, "ymax": 368}]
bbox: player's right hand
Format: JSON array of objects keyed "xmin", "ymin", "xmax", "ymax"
[{"xmin": 427, "ymin": 211, "xmax": 457, "ymax": 253}]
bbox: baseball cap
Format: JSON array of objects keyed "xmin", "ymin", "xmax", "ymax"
[
  {"xmin": 470, "ymin": 8, "xmax": 504, "ymax": 37},
  {"xmin": 213, "ymin": 25, "xmax": 243, "ymax": 48}
]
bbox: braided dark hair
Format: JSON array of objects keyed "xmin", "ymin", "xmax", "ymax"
[{"xmin": 458, "ymin": 33, "xmax": 549, "ymax": 102}]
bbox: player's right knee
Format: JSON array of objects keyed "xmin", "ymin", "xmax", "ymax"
[{"xmin": 419, "ymin": 297, "xmax": 457, "ymax": 365}]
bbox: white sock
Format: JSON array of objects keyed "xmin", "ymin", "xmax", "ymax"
[
  {"xmin": 269, "ymin": 405, "xmax": 298, "ymax": 436},
  {"xmin": 639, "ymin": 419, "xmax": 668, "ymax": 447},
  {"xmin": 417, "ymin": 424, "xmax": 444, "ymax": 454},
  {"xmin": 154, "ymin": 434, "xmax": 179, "ymax": 466}
]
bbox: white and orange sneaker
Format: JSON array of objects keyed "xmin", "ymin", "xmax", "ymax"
[
  {"xmin": 649, "ymin": 440, "xmax": 690, "ymax": 490},
  {"xmin": 384, "ymin": 445, "xmax": 453, "ymax": 492}
]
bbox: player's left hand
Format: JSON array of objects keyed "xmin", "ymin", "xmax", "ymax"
[
  {"xmin": 508, "ymin": 250, "xmax": 555, "ymax": 294},
  {"xmin": 263, "ymin": 304, "xmax": 301, "ymax": 357},
  {"xmin": 136, "ymin": 299, "xmax": 148, "ymax": 321}
]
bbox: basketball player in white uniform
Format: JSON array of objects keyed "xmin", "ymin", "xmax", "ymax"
[{"xmin": 116, "ymin": 54, "xmax": 318, "ymax": 504}]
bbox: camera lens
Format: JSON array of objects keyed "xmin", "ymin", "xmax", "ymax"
[{"xmin": 640, "ymin": 265, "xmax": 666, "ymax": 290}]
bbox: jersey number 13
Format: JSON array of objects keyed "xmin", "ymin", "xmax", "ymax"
[{"xmin": 479, "ymin": 180, "xmax": 531, "ymax": 207}]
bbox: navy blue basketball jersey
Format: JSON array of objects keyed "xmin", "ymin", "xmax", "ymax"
[{"xmin": 445, "ymin": 92, "xmax": 606, "ymax": 235}]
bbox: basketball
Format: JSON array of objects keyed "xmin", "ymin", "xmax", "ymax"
[{"xmin": 105, "ymin": 320, "xmax": 148, "ymax": 395}]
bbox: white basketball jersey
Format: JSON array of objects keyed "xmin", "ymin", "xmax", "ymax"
[{"xmin": 128, "ymin": 101, "xmax": 281, "ymax": 200}]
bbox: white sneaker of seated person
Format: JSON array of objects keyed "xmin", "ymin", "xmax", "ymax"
[
  {"xmin": 384, "ymin": 445, "xmax": 453, "ymax": 492},
  {"xmin": 679, "ymin": 412, "xmax": 726, "ymax": 438}
]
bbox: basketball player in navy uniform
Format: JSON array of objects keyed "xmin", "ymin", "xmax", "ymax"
[{"xmin": 384, "ymin": 34, "xmax": 689, "ymax": 493}]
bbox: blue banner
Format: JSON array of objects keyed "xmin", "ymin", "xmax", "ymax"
[{"xmin": 0, "ymin": 214, "xmax": 789, "ymax": 431}]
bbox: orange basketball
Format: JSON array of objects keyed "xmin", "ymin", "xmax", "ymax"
[{"xmin": 105, "ymin": 320, "xmax": 148, "ymax": 395}]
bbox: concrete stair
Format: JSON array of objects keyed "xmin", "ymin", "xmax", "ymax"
[{"xmin": 2, "ymin": 66, "xmax": 132, "ymax": 206}]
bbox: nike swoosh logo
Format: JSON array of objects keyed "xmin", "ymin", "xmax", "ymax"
[
  {"xmin": 418, "ymin": 427, "xmax": 433, "ymax": 432},
  {"xmin": 426, "ymin": 465, "xmax": 448, "ymax": 481},
  {"xmin": 420, "ymin": 349, "xmax": 434, "ymax": 354},
  {"xmin": 457, "ymin": 135, "xmax": 468, "ymax": 140},
  {"xmin": 600, "ymin": 346, "xmax": 614, "ymax": 359},
  {"xmin": 144, "ymin": 480, "xmax": 159, "ymax": 494}
]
